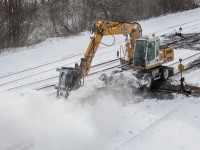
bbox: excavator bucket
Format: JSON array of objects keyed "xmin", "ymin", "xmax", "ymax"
[{"xmin": 55, "ymin": 67, "xmax": 82, "ymax": 99}]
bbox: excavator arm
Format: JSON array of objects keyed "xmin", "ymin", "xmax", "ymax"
[
  {"xmin": 56, "ymin": 20, "xmax": 142, "ymax": 99},
  {"xmin": 80, "ymin": 20, "xmax": 142, "ymax": 77}
]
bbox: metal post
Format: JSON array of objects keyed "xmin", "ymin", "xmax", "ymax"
[
  {"xmin": 179, "ymin": 58, "xmax": 184, "ymax": 92},
  {"xmin": 178, "ymin": 59, "xmax": 192, "ymax": 95}
]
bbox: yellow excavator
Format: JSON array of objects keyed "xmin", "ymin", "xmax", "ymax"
[{"xmin": 56, "ymin": 20, "xmax": 174, "ymax": 99}]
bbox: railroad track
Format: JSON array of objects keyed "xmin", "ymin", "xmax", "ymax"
[
  {"xmin": 151, "ymin": 85, "xmax": 200, "ymax": 97},
  {"xmin": 0, "ymin": 47, "xmax": 119, "ymax": 80},
  {"xmin": 6, "ymin": 59, "xmax": 121, "ymax": 91},
  {"xmin": 45, "ymin": 56, "xmax": 200, "ymax": 97},
  {"xmin": 1, "ymin": 22, "xmax": 200, "ymax": 92},
  {"xmin": 45, "ymin": 61, "xmax": 200, "ymax": 98},
  {"xmin": 152, "ymin": 60, "xmax": 200, "ymax": 96},
  {"xmin": 6, "ymin": 33, "xmax": 200, "ymax": 92},
  {"xmin": 165, "ymin": 32, "xmax": 200, "ymax": 49},
  {"xmin": 1, "ymin": 18, "xmax": 200, "ymax": 80},
  {"xmin": 0, "ymin": 53, "xmax": 84, "ymax": 79},
  {"xmin": 6, "ymin": 53, "xmax": 200, "ymax": 93}
]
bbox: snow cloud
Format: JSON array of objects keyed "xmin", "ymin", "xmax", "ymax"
[{"xmin": 0, "ymin": 90, "xmax": 122, "ymax": 150}]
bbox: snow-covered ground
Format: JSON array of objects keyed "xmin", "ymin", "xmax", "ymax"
[
  {"xmin": 1, "ymin": 90, "xmax": 200, "ymax": 150},
  {"xmin": 0, "ymin": 8, "xmax": 200, "ymax": 150}
]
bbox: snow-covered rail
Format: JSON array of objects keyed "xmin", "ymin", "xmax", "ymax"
[
  {"xmin": 1, "ymin": 19, "xmax": 200, "ymax": 92},
  {"xmin": 3, "ymin": 36, "xmax": 200, "ymax": 92}
]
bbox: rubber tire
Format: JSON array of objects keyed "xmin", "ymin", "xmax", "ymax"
[
  {"xmin": 161, "ymin": 67, "xmax": 169, "ymax": 80},
  {"xmin": 143, "ymin": 73, "xmax": 153, "ymax": 89}
]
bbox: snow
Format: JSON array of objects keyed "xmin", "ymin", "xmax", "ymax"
[
  {"xmin": 0, "ymin": 7, "xmax": 200, "ymax": 150},
  {"xmin": 0, "ymin": 90, "xmax": 121, "ymax": 150},
  {"xmin": 118, "ymin": 96, "xmax": 200, "ymax": 150},
  {"xmin": 1, "ymin": 91, "xmax": 200, "ymax": 150},
  {"xmin": 183, "ymin": 69, "xmax": 200, "ymax": 86},
  {"xmin": 140, "ymin": 8, "xmax": 200, "ymax": 36},
  {"xmin": 172, "ymin": 68, "xmax": 200, "ymax": 86}
]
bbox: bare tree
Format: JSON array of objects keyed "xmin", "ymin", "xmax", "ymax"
[{"xmin": 0, "ymin": 0, "xmax": 198, "ymax": 51}]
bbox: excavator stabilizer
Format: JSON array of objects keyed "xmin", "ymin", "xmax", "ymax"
[{"xmin": 55, "ymin": 67, "xmax": 83, "ymax": 99}]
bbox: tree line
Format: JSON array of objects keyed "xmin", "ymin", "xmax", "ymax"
[{"xmin": 0, "ymin": 0, "xmax": 198, "ymax": 51}]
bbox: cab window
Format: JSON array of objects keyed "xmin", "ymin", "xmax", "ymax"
[
  {"xmin": 156, "ymin": 40, "xmax": 159, "ymax": 57},
  {"xmin": 147, "ymin": 41, "xmax": 155, "ymax": 62},
  {"xmin": 134, "ymin": 40, "xmax": 147, "ymax": 67}
]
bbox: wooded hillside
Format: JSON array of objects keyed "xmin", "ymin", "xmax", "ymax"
[{"xmin": 0, "ymin": 0, "xmax": 198, "ymax": 50}]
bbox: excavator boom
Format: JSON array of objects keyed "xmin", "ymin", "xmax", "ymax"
[{"xmin": 81, "ymin": 20, "xmax": 142, "ymax": 76}]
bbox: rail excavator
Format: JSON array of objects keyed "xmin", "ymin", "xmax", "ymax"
[{"xmin": 56, "ymin": 20, "xmax": 174, "ymax": 99}]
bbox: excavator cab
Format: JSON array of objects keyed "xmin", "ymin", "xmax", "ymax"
[{"xmin": 133, "ymin": 36, "xmax": 161, "ymax": 68}]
